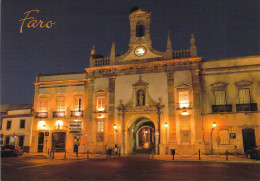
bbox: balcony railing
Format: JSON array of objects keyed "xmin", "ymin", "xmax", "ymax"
[
  {"xmin": 71, "ymin": 111, "xmax": 83, "ymax": 117},
  {"xmin": 94, "ymin": 105, "xmax": 108, "ymax": 113},
  {"xmin": 212, "ymin": 105, "xmax": 232, "ymax": 113},
  {"xmin": 35, "ymin": 112, "xmax": 48, "ymax": 118},
  {"xmin": 173, "ymin": 49, "xmax": 191, "ymax": 59},
  {"xmin": 94, "ymin": 57, "xmax": 110, "ymax": 67},
  {"xmin": 176, "ymin": 102, "xmax": 193, "ymax": 110},
  {"xmin": 236, "ymin": 103, "xmax": 258, "ymax": 112},
  {"xmin": 53, "ymin": 111, "xmax": 65, "ymax": 118}
]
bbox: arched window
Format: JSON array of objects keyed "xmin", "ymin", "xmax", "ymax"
[
  {"xmin": 136, "ymin": 24, "xmax": 145, "ymax": 37},
  {"xmin": 136, "ymin": 90, "xmax": 145, "ymax": 106}
]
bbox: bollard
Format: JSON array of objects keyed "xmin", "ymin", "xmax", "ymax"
[
  {"xmin": 64, "ymin": 150, "xmax": 66, "ymax": 159},
  {"xmin": 171, "ymin": 149, "xmax": 175, "ymax": 160},
  {"xmin": 199, "ymin": 149, "xmax": 201, "ymax": 160},
  {"xmin": 52, "ymin": 150, "xmax": 54, "ymax": 159},
  {"xmin": 87, "ymin": 150, "xmax": 89, "ymax": 159},
  {"xmin": 118, "ymin": 147, "xmax": 121, "ymax": 157},
  {"xmin": 226, "ymin": 150, "xmax": 228, "ymax": 161}
]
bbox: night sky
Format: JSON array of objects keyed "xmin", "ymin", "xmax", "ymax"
[{"xmin": 1, "ymin": 0, "xmax": 259, "ymax": 105}]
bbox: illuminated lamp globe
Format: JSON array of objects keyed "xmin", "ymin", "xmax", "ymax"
[{"xmin": 181, "ymin": 110, "xmax": 189, "ymax": 116}]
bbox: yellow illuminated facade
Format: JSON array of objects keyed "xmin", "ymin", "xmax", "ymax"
[{"xmin": 30, "ymin": 9, "xmax": 260, "ymax": 155}]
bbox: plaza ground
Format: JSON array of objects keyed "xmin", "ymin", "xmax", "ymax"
[{"xmin": 1, "ymin": 153, "xmax": 260, "ymax": 181}]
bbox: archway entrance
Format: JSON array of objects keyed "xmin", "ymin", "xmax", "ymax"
[{"xmin": 130, "ymin": 117, "xmax": 155, "ymax": 154}]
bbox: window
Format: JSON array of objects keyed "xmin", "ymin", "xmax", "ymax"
[
  {"xmin": 97, "ymin": 121, "xmax": 104, "ymax": 132},
  {"xmin": 179, "ymin": 91, "xmax": 189, "ymax": 108},
  {"xmin": 238, "ymin": 88, "xmax": 250, "ymax": 104},
  {"xmin": 39, "ymin": 97, "xmax": 47, "ymax": 112},
  {"xmin": 97, "ymin": 121, "xmax": 104, "ymax": 142},
  {"xmin": 6, "ymin": 120, "xmax": 12, "ymax": 130},
  {"xmin": 97, "ymin": 97, "xmax": 105, "ymax": 112},
  {"xmin": 57, "ymin": 96, "xmax": 65, "ymax": 111},
  {"xmin": 20, "ymin": 120, "xmax": 25, "ymax": 129},
  {"xmin": 136, "ymin": 24, "xmax": 145, "ymax": 37},
  {"xmin": 5, "ymin": 137, "xmax": 10, "ymax": 145},
  {"xmin": 215, "ymin": 90, "xmax": 226, "ymax": 105},
  {"xmin": 74, "ymin": 96, "xmax": 82, "ymax": 111},
  {"xmin": 19, "ymin": 136, "xmax": 24, "ymax": 148},
  {"xmin": 219, "ymin": 129, "xmax": 229, "ymax": 145}
]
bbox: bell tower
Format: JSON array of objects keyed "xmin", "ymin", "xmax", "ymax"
[{"xmin": 129, "ymin": 8, "xmax": 152, "ymax": 46}]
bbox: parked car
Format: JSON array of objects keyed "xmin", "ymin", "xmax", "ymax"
[
  {"xmin": 1, "ymin": 145, "xmax": 23, "ymax": 157},
  {"xmin": 246, "ymin": 146, "xmax": 260, "ymax": 160}
]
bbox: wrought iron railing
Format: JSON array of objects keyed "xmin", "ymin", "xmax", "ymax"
[
  {"xmin": 236, "ymin": 103, "xmax": 257, "ymax": 112},
  {"xmin": 176, "ymin": 102, "xmax": 193, "ymax": 110},
  {"xmin": 71, "ymin": 111, "xmax": 83, "ymax": 117},
  {"xmin": 212, "ymin": 105, "xmax": 232, "ymax": 113},
  {"xmin": 35, "ymin": 112, "xmax": 48, "ymax": 118},
  {"xmin": 94, "ymin": 105, "xmax": 108, "ymax": 113},
  {"xmin": 53, "ymin": 111, "xmax": 65, "ymax": 118}
]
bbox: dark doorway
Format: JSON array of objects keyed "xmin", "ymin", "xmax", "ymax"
[
  {"xmin": 52, "ymin": 132, "xmax": 66, "ymax": 152},
  {"xmin": 38, "ymin": 132, "xmax": 44, "ymax": 152},
  {"xmin": 138, "ymin": 127, "xmax": 154, "ymax": 151},
  {"xmin": 19, "ymin": 136, "xmax": 24, "ymax": 148},
  {"xmin": 242, "ymin": 128, "xmax": 256, "ymax": 153},
  {"xmin": 132, "ymin": 118, "xmax": 155, "ymax": 154}
]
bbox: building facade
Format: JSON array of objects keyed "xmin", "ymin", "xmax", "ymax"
[
  {"xmin": 1, "ymin": 105, "xmax": 33, "ymax": 152},
  {"xmin": 30, "ymin": 9, "xmax": 260, "ymax": 155}
]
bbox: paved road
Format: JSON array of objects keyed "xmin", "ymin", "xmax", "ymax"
[{"xmin": 1, "ymin": 154, "xmax": 260, "ymax": 180}]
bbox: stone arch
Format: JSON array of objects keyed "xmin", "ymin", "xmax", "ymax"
[{"xmin": 126, "ymin": 115, "xmax": 156, "ymax": 153}]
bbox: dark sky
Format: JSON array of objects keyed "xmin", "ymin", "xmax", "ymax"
[{"xmin": 1, "ymin": 0, "xmax": 259, "ymax": 105}]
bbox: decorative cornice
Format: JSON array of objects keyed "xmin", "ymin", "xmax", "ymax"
[
  {"xmin": 34, "ymin": 79, "xmax": 89, "ymax": 85},
  {"xmin": 85, "ymin": 57, "xmax": 201, "ymax": 73}
]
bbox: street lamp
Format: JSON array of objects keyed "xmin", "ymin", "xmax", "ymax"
[
  {"xmin": 210, "ymin": 122, "xmax": 216, "ymax": 154},
  {"xmin": 165, "ymin": 122, "xmax": 168, "ymax": 154},
  {"xmin": 113, "ymin": 124, "xmax": 118, "ymax": 145}
]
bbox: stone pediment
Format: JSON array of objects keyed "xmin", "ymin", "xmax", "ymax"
[
  {"xmin": 129, "ymin": 9, "xmax": 151, "ymax": 18},
  {"xmin": 210, "ymin": 82, "xmax": 228, "ymax": 90},
  {"xmin": 94, "ymin": 88, "xmax": 108, "ymax": 93},
  {"xmin": 132, "ymin": 75, "xmax": 149, "ymax": 87},
  {"xmin": 234, "ymin": 80, "xmax": 253, "ymax": 87},
  {"xmin": 176, "ymin": 82, "xmax": 192, "ymax": 89}
]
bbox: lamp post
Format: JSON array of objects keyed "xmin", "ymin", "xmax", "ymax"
[
  {"xmin": 210, "ymin": 122, "xmax": 217, "ymax": 155},
  {"xmin": 113, "ymin": 124, "xmax": 118, "ymax": 145},
  {"xmin": 165, "ymin": 122, "xmax": 168, "ymax": 155}
]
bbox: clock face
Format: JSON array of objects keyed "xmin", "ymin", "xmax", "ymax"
[{"xmin": 134, "ymin": 46, "xmax": 146, "ymax": 56}]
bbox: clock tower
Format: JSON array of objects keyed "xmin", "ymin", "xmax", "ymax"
[{"xmin": 129, "ymin": 9, "xmax": 152, "ymax": 46}]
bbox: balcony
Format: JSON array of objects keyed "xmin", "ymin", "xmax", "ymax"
[
  {"xmin": 94, "ymin": 105, "xmax": 108, "ymax": 113},
  {"xmin": 176, "ymin": 102, "xmax": 193, "ymax": 110},
  {"xmin": 35, "ymin": 112, "xmax": 48, "ymax": 118},
  {"xmin": 53, "ymin": 111, "xmax": 65, "ymax": 118},
  {"xmin": 236, "ymin": 103, "xmax": 258, "ymax": 112},
  {"xmin": 212, "ymin": 105, "xmax": 232, "ymax": 113},
  {"xmin": 71, "ymin": 111, "xmax": 83, "ymax": 117}
]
